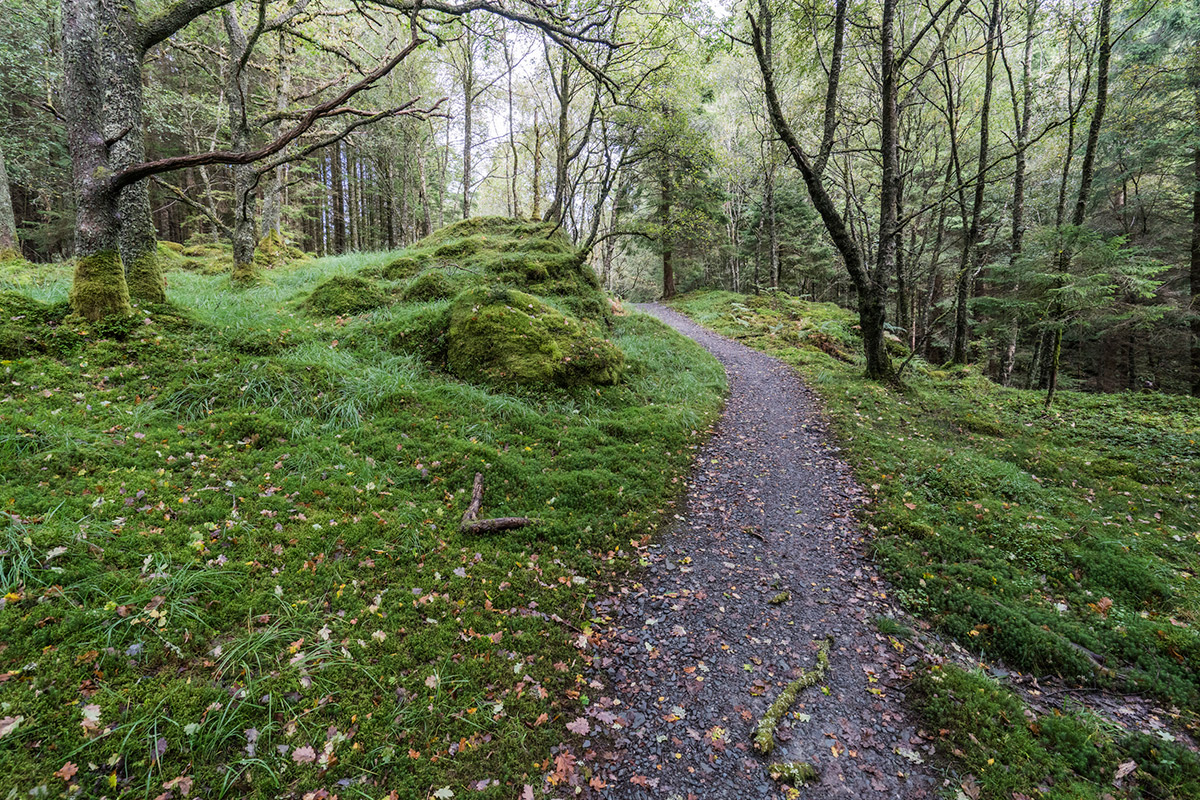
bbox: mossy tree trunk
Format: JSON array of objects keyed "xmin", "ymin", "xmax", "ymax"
[
  {"xmin": 224, "ymin": 8, "xmax": 260, "ymax": 286},
  {"xmin": 63, "ymin": 0, "xmax": 132, "ymax": 321},
  {"xmin": 0, "ymin": 143, "xmax": 18, "ymax": 257}
]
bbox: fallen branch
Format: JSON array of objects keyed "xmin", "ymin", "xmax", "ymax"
[
  {"xmin": 459, "ymin": 472, "xmax": 533, "ymax": 535},
  {"xmin": 754, "ymin": 637, "xmax": 832, "ymax": 757}
]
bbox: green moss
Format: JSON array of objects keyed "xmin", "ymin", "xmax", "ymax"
[
  {"xmin": 69, "ymin": 249, "xmax": 132, "ymax": 321},
  {"xmin": 754, "ymin": 638, "xmax": 831, "ymax": 755},
  {"xmin": 380, "ymin": 255, "xmax": 422, "ymax": 281},
  {"xmin": 402, "ymin": 270, "xmax": 457, "ymax": 302},
  {"xmin": 769, "ymin": 761, "xmax": 818, "ymax": 784},
  {"xmin": 380, "ymin": 303, "xmax": 451, "ymax": 365},
  {"xmin": 231, "ymin": 257, "xmax": 260, "ymax": 287},
  {"xmin": 159, "ymin": 240, "xmax": 184, "ymax": 253},
  {"xmin": 125, "ymin": 247, "xmax": 168, "ymax": 303},
  {"xmin": 303, "ymin": 275, "xmax": 389, "ymax": 315},
  {"xmin": 447, "ymin": 287, "xmax": 623, "ymax": 388},
  {"xmin": 770, "ymin": 591, "xmax": 790, "ymax": 604}
]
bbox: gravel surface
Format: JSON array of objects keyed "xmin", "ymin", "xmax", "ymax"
[{"xmin": 578, "ymin": 304, "xmax": 939, "ymax": 799}]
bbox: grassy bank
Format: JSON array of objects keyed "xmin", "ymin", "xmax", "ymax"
[
  {"xmin": 673, "ymin": 290, "xmax": 1200, "ymax": 800},
  {"xmin": 0, "ymin": 238, "xmax": 724, "ymax": 798}
]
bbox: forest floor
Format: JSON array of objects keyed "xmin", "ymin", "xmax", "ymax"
[{"xmin": 580, "ymin": 304, "xmax": 939, "ymax": 799}]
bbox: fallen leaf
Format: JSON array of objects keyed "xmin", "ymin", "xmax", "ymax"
[
  {"xmin": 432, "ymin": 789, "xmax": 454, "ymax": 800},
  {"xmin": 1114, "ymin": 760, "xmax": 1137, "ymax": 781},
  {"xmin": 163, "ymin": 776, "xmax": 193, "ymax": 797},
  {"xmin": 292, "ymin": 745, "xmax": 317, "ymax": 763},
  {"xmin": 0, "ymin": 716, "xmax": 24, "ymax": 738},
  {"xmin": 54, "ymin": 762, "xmax": 78, "ymax": 782},
  {"xmin": 566, "ymin": 717, "xmax": 590, "ymax": 735},
  {"xmin": 81, "ymin": 703, "xmax": 102, "ymax": 737}
]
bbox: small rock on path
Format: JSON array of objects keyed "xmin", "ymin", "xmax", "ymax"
[{"xmin": 582, "ymin": 304, "xmax": 938, "ymax": 799}]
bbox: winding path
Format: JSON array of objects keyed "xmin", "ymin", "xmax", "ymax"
[{"xmin": 584, "ymin": 304, "xmax": 938, "ymax": 799}]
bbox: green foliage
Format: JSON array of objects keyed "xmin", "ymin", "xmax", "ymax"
[
  {"xmin": 448, "ymin": 287, "xmax": 624, "ymax": 388},
  {"xmin": 0, "ymin": 246, "xmax": 724, "ymax": 798},
  {"xmin": 302, "ymin": 275, "xmax": 389, "ymax": 315}
]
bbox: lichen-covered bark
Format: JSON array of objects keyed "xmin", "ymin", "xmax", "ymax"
[
  {"xmin": 63, "ymin": 0, "xmax": 132, "ymax": 320},
  {"xmin": 224, "ymin": 8, "xmax": 260, "ymax": 286},
  {"xmin": 105, "ymin": 0, "xmax": 165, "ymax": 303},
  {"xmin": 0, "ymin": 143, "xmax": 17, "ymax": 256}
]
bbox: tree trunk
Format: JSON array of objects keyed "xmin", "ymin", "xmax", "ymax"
[
  {"xmin": 1000, "ymin": 0, "xmax": 1037, "ymax": 386},
  {"xmin": 223, "ymin": 9, "xmax": 259, "ymax": 285},
  {"xmin": 63, "ymin": 0, "xmax": 131, "ymax": 320},
  {"xmin": 1191, "ymin": 86, "xmax": 1200, "ymax": 395},
  {"xmin": 417, "ymin": 148, "xmax": 432, "ymax": 238},
  {"xmin": 261, "ymin": 32, "xmax": 291, "ymax": 242},
  {"xmin": 532, "ymin": 109, "xmax": 542, "ymax": 220},
  {"xmin": 950, "ymin": 0, "xmax": 999, "ymax": 364},
  {"xmin": 462, "ymin": 52, "xmax": 474, "ymax": 221},
  {"xmin": 660, "ymin": 160, "xmax": 675, "ymax": 300},
  {"xmin": 1048, "ymin": 0, "xmax": 1111, "ymax": 408},
  {"xmin": 765, "ymin": 152, "xmax": 779, "ymax": 290},
  {"xmin": 108, "ymin": 0, "xmax": 165, "ymax": 303},
  {"xmin": 0, "ymin": 143, "xmax": 17, "ymax": 256},
  {"xmin": 870, "ymin": 0, "xmax": 900, "ymax": 380},
  {"xmin": 331, "ymin": 139, "xmax": 346, "ymax": 251},
  {"xmin": 544, "ymin": 54, "xmax": 571, "ymax": 224}
]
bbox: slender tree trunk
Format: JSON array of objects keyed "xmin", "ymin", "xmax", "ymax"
[
  {"xmin": 261, "ymin": 31, "xmax": 290, "ymax": 245},
  {"xmin": 1049, "ymin": 0, "xmax": 1111, "ymax": 409},
  {"xmin": 222, "ymin": 9, "xmax": 260, "ymax": 285},
  {"xmin": 544, "ymin": 53, "xmax": 571, "ymax": 224},
  {"xmin": 0, "ymin": 143, "xmax": 17, "ymax": 256},
  {"xmin": 766, "ymin": 152, "xmax": 779, "ymax": 290},
  {"xmin": 1191, "ymin": 85, "xmax": 1200, "ymax": 395},
  {"xmin": 461, "ymin": 35, "xmax": 474, "ymax": 221},
  {"xmin": 532, "ymin": 110, "xmax": 542, "ymax": 220},
  {"xmin": 871, "ymin": 0, "xmax": 901, "ymax": 379},
  {"xmin": 416, "ymin": 148, "xmax": 432, "ymax": 237},
  {"xmin": 950, "ymin": 0, "xmax": 999, "ymax": 364},
  {"xmin": 331, "ymin": 139, "xmax": 346, "ymax": 251},
  {"xmin": 1000, "ymin": 0, "xmax": 1036, "ymax": 386},
  {"xmin": 63, "ymin": 0, "xmax": 131, "ymax": 320},
  {"xmin": 660, "ymin": 159, "xmax": 675, "ymax": 300}
]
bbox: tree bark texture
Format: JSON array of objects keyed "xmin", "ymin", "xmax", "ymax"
[
  {"xmin": 0, "ymin": 143, "xmax": 17, "ymax": 255},
  {"xmin": 63, "ymin": 0, "xmax": 132, "ymax": 320}
]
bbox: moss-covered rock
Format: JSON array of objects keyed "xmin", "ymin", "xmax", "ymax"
[
  {"xmin": 303, "ymin": 275, "xmax": 389, "ymax": 316},
  {"xmin": 70, "ymin": 250, "xmax": 132, "ymax": 321},
  {"xmin": 447, "ymin": 287, "xmax": 623, "ymax": 388},
  {"xmin": 402, "ymin": 271, "xmax": 457, "ymax": 302}
]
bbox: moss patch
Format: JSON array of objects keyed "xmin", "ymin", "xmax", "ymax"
[
  {"xmin": 126, "ymin": 247, "xmax": 168, "ymax": 303},
  {"xmin": 447, "ymin": 287, "xmax": 623, "ymax": 388},
  {"xmin": 380, "ymin": 255, "xmax": 423, "ymax": 281},
  {"xmin": 69, "ymin": 249, "xmax": 132, "ymax": 321},
  {"xmin": 303, "ymin": 275, "xmax": 389, "ymax": 315},
  {"xmin": 402, "ymin": 270, "xmax": 457, "ymax": 302}
]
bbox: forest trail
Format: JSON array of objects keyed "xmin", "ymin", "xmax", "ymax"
[{"xmin": 584, "ymin": 305, "xmax": 938, "ymax": 799}]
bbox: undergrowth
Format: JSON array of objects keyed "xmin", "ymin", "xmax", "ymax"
[
  {"xmin": 0, "ymin": 240, "xmax": 724, "ymax": 798},
  {"xmin": 674, "ymin": 290, "xmax": 1200, "ymax": 800}
]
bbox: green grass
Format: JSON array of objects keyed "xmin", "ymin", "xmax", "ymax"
[
  {"xmin": 673, "ymin": 290, "xmax": 1200, "ymax": 800},
  {"xmin": 0, "ymin": 240, "xmax": 724, "ymax": 797}
]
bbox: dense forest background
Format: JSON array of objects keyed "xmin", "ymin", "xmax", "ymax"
[{"xmin": 2, "ymin": 0, "xmax": 1197, "ymax": 394}]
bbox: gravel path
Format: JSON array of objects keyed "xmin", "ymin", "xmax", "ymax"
[{"xmin": 579, "ymin": 304, "xmax": 939, "ymax": 799}]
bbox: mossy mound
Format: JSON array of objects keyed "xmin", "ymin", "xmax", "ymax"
[
  {"xmin": 402, "ymin": 270, "xmax": 457, "ymax": 302},
  {"xmin": 380, "ymin": 303, "xmax": 451, "ymax": 365},
  {"xmin": 157, "ymin": 241, "xmax": 187, "ymax": 270},
  {"xmin": 255, "ymin": 230, "xmax": 307, "ymax": 272},
  {"xmin": 69, "ymin": 250, "xmax": 132, "ymax": 321},
  {"xmin": 447, "ymin": 287, "xmax": 623, "ymax": 388},
  {"xmin": 400, "ymin": 217, "xmax": 608, "ymax": 321},
  {"xmin": 303, "ymin": 275, "xmax": 389, "ymax": 316},
  {"xmin": 379, "ymin": 255, "xmax": 423, "ymax": 281}
]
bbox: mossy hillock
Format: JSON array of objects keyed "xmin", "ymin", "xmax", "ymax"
[
  {"xmin": 448, "ymin": 287, "xmax": 623, "ymax": 388},
  {"xmin": 303, "ymin": 274, "xmax": 389, "ymax": 315},
  {"xmin": 371, "ymin": 216, "xmax": 609, "ymax": 322}
]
